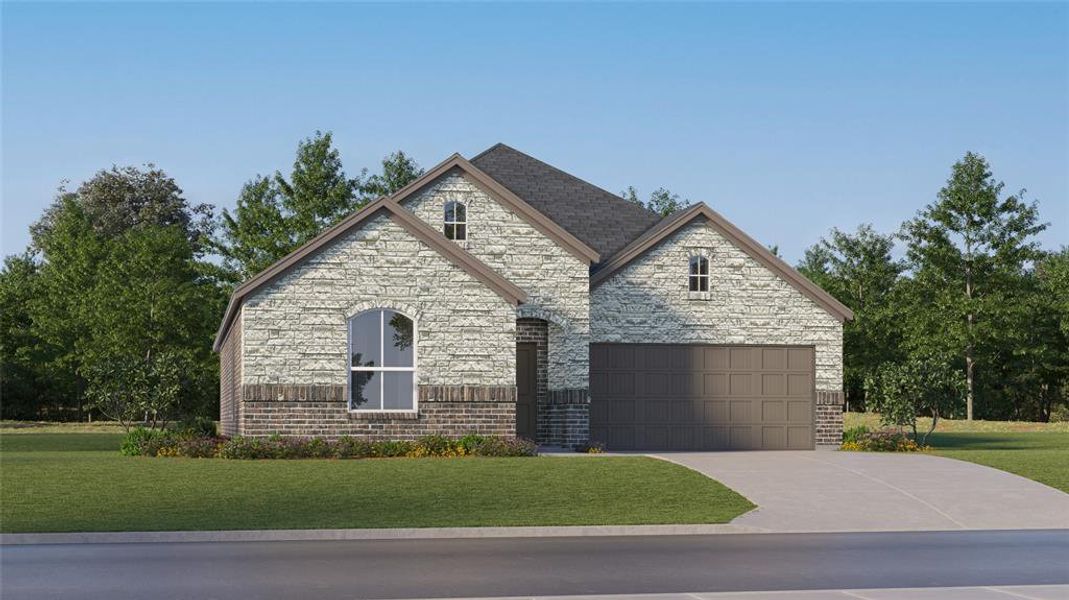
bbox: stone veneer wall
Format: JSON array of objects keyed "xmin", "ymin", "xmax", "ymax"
[
  {"xmin": 591, "ymin": 219, "xmax": 846, "ymax": 447},
  {"xmin": 237, "ymin": 213, "xmax": 519, "ymax": 438},
  {"xmin": 401, "ymin": 172, "xmax": 591, "ymax": 391}
]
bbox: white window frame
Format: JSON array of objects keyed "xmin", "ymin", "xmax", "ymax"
[
  {"xmin": 444, "ymin": 200, "xmax": 467, "ymax": 241},
  {"xmin": 689, "ymin": 255, "xmax": 710, "ymax": 293},
  {"xmin": 347, "ymin": 309, "xmax": 417, "ymax": 413}
]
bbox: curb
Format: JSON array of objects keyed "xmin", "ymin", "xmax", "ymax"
[{"xmin": 0, "ymin": 524, "xmax": 765, "ymax": 545}]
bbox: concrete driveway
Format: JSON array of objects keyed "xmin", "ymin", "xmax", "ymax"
[{"xmin": 654, "ymin": 451, "xmax": 1069, "ymax": 532}]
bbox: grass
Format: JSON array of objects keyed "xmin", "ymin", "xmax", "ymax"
[
  {"xmin": 0, "ymin": 432, "xmax": 754, "ymax": 533},
  {"xmin": 843, "ymin": 412, "xmax": 1069, "ymax": 433},
  {"xmin": 0, "ymin": 420, "xmax": 127, "ymax": 434},
  {"xmin": 928, "ymin": 431, "xmax": 1069, "ymax": 494},
  {"xmin": 843, "ymin": 412, "xmax": 1069, "ymax": 493}
]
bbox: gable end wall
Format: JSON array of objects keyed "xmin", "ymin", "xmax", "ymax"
[
  {"xmin": 236, "ymin": 213, "xmax": 518, "ymax": 439},
  {"xmin": 402, "ymin": 172, "xmax": 591, "ymax": 391},
  {"xmin": 591, "ymin": 220, "xmax": 844, "ymax": 446}
]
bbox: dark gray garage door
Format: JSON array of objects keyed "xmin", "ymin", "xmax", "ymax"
[{"xmin": 590, "ymin": 344, "xmax": 815, "ymax": 450}]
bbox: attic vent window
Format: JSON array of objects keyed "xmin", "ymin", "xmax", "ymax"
[
  {"xmin": 689, "ymin": 255, "xmax": 709, "ymax": 292},
  {"xmin": 444, "ymin": 201, "xmax": 467, "ymax": 241}
]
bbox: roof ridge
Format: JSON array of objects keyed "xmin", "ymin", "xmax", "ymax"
[
  {"xmin": 473, "ymin": 143, "xmax": 661, "ymax": 220},
  {"xmin": 468, "ymin": 142, "xmax": 508, "ymax": 163}
]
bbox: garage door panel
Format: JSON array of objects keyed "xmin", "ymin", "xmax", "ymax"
[
  {"xmin": 787, "ymin": 373, "xmax": 812, "ymax": 397},
  {"xmin": 610, "ymin": 398, "xmax": 636, "ymax": 422},
  {"xmin": 704, "ymin": 373, "xmax": 728, "ymax": 396},
  {"xmin": 788, "ymin": 348, "xmax": 811, "ymax": 371},
  {"xmin": 610, "ymin": 373, "xmax": 636, "ymax": 396},
  {"xmin": 610, "ymin": 426, "xmax": 635, "ymax": 450},
  {"xmin": 729, "ymin": 373, "xmax": 753, "ymax": 396},
  {"xmin": 644, "ymin": 400, "xmax": 671, "ymax": 422},
  {"xmin": 730, "ymin": 426, "xmax": 755, "ymax": 450},
  {"xmin": 703, "ymin": 400, "xmax": 729, "ymax": 422},
  {"xmin": 787, "ymin": 426, "xmax": 812, "ymax": 449},
  {"xmin": 703, "ymin": 347, "xmax": 730, "ymax": 370},
  {"xmin": 729, "ymin": 400, "xmax": 752, "ymax": 422},
  {"xmin": 762, "ymin": 426, "xmax": 786, "ymax": 450},
  {"xmin": 761, "ymin": 373, "xmax": 786, "ymax": 396},
  {"xmin": 644, "ymin": 426, "xmax": 669, "ymax": 449},
  {"xmin": 729, "ymin": 347, "xmax": 755, "ymax": 370},
  {"xmin": 590, "ymin": 344, "xmax": 815, "ymax": 451},
  {"xmin": 640, "ymin": 372, "xmax": 671, "ymax": 396},
  {"xmin": 761, "ymin": 348, "xmax": 787, "ymax": 371},
  {"xmin": 703, "ymin": 426, "xmax": 731, "ymax": 449},
  {"xmin": 788, "ymin": 400, "xmax": 812, "ymax": 423},
  {"xmin": 671, "ymin": 372, "xmax": 703, "ymax": 397},
  {"xmin": 761, "ymin": 400, "xmax": 786, "ymax": 422}
]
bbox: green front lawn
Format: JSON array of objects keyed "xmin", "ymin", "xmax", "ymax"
[
  {"xmin": 0, "ymin": 433, "xmax": 754, "ymax": 533},
  {"xmin": 928, "ymin": 431, "xmax": 1069, "ymax": 494},
  {"xmin": 843, "ymin": 412, "xmax": 1069, "ymax": 494}
]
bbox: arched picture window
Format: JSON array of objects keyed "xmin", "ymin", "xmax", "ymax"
[
  {"xmin": 689, "ymin": 255, "xmax": 709, "ymax": 292},
  {"xmin": 444, "ymin": 201, "xmax": 467, "ymax": 241},
  {"xmin": 348, "ymin": 309, "xmax": 415, "ymax": 411}
]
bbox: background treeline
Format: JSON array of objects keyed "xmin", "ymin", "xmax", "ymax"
[
  {"xmin": 798, "ymin": 153, "xmax": 1067, "ymax": 422},
  {"xmin": 0, "ymin": 132, "xmax": 423, "ymax": 422},
  {"xmin": 1, "ymin": 139, "xmax": 1065, "ymax": 423}
]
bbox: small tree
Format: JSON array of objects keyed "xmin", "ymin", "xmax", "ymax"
[
  {"xmin": 82, "ymin": 349, "xmax": 188, "ymax": 431},
  {"xmin": 866, "ymin": 356, "xmax": 967, "ymax": 446}
]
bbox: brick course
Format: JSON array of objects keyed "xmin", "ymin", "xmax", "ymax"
[{"xmin": 239, "ymin": 384, "xmax": 516, "ymax": 439}]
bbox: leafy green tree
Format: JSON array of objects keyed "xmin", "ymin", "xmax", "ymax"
[
  {"xmin": 213, "ymin": 176, "xmax": 291, "ymax": 281},
  {"xmin": 991, "ymin": 250, "xmax": 1069, "ymax": 421},
  {"xmin": 0, "ymin": 254, "xmax": 70, "ymax": 419},
  {"xmin": 80, "ymin": 225, "xmax": 223, "ymax": 428},
  {"xmin": 361, "ymin": 150, "xmax": 424, "ymax": 199},
  {"xmin": 276, "ymin": 131, "xmax": 362, "ymax": 246},
  {"xmin": 214, "ymin": 133, "xmax": 423, "ymax": 280},
  {"xmin": 865, "ymin": 355, "xmax": 966, "ymax": 446},
  {"xmin": 11, "ymin": 166, "xmax": 224, "ymax": 421},
  {"xmin": 621, "ymin": 186, "xmax": 690, "ymax": 216},
  {"xmin": 798, "ymin": 225, "xmax": 905, "ymax": 410},
  {"xmin": 899, "ymin": 152, "xmax": 1047, "ymax": 419},
  {"xmin": 31, "ymin": 165, "xmax": 212, "ymax": 254}
]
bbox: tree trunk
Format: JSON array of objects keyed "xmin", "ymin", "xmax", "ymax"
[
  {"xmin": 964, "ymin": 254, "xmax": 975, "ymax": 421},
  {"xmin": 965, "ymin": 352, "xmax": 974, "ymax": 420}
]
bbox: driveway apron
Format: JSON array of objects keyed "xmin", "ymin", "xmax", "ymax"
[{"xmin": 653, "ymin": 451, "xmax": 1069, "ymax": 532}]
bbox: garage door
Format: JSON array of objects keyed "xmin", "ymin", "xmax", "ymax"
[{"xmin": 590, "ymin": 344, "xmax": 815, "ymax": 450}]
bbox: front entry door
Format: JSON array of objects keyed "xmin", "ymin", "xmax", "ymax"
[{"xmin": 516, "ymin": 342, "xmax": 538, "ymax": 440}]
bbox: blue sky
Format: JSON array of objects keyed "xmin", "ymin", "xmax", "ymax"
[{"xmin": 3, "ymin": 2, "xmax": 1066, "ymax": 262}]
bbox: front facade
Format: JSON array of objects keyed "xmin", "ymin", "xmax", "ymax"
[{"xmin": 217, "ymin": 144, "xmax": 852, "ymax": 449}]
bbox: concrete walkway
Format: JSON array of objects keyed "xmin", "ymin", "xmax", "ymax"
[
  {"xmin": 654, "ymin": 451, "xmax": 1069, "ymax": 532},
  {"xmin": 13, "ymin": 587, "xmax": 1069, "ymax": 600},
  {"xmin": 447, "ymin": 586, "xmax": 1069, "ymax": 600}
]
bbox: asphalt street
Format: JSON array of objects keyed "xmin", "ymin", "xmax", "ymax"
[{"xmin": 2, "ymin": 530, "xmax": 1068, "ymax": 600}]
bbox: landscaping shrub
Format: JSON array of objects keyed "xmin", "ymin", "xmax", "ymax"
[
  {"xmin": 470, "ymin": 436, "xmax": 537, "ymax": 457},
  {"xmin": 132, "ymin": 433, "xmax": 538, "ymax": 459},
  {"xmin": 120, "ymin": 427, "xmax": 172, "ymax": 456},
  {"xmin": 841, "ymin": 429, "xmax": 923, "ymax": 452},
  {"xmin": 842, "ymin": 425, "xmax": 870, "ymax": 445},
  {"xmin": 333, "ymin": 436, "xmax": 372, "ymax": 459},
  {"xmin": 574, "ymin": 441, "xmax": 605, "ymax": 454},
  {"xmin": 173, "ymin": 416, "xmax": 217, "ymax": 437}
]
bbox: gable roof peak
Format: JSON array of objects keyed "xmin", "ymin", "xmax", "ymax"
[{"xmin": 469, "ymin": 144, "xmax": 663, "ymax": 259}]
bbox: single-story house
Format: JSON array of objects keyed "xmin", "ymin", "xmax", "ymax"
[{"xmin": 215, "ymin": 144, "xmax": 852, "ymax": 450}]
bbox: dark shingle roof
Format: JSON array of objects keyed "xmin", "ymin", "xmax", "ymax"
[{"xmin": 470, "ymin": 144, "xmax": 663, "ymax": 261}]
